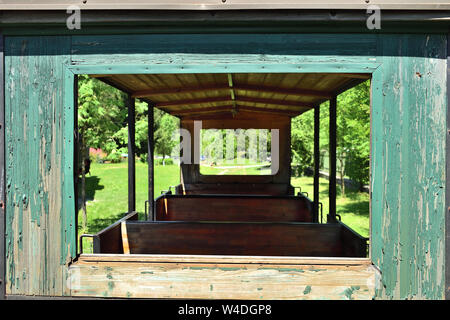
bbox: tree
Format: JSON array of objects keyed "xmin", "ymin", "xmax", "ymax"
[
  {"xmin": 338, "ymin": 81, "xmax": 370, "ymax": 189},
  {"xmin": 77, "ymin": 75, "xmax": 128, "ymax": 228},
  {"xmin": 290, "ymin": 80, "xmax": 371, "ymax": 194},
  {"xmin": 291, "ymin": 112, "xmax": 314, "ymax": 176},
  {"xmin": 154, "ymin": 112, "xmax": 178, "ymax": 164}
]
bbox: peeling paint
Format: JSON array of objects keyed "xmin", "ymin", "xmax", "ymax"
[{"xmin": 303, "ymin": 285, "xmax": 312, "ymax": 295}]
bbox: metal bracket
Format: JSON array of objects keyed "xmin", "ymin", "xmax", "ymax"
[
  {"xmin": 79, "ymin": 234, "xmax": 99, "ymax": 254},
  {"xmin": 318, "ymin": 202, "xmax": 323, "ymax": 224}
]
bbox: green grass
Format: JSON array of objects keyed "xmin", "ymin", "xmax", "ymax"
[
  {"xmin": 78, "ymin": 161, "xmax": 179, "ymax": 233},
  {"xmin": 200, "ymin": 158, "xmax": 271, "ymax": 175},
  {"xmin": 200, "ymin": 163, "xmax": 271, "ymax": 175},
  {"xmin": 291, "ymin": 176, "xmax": 370, "ymax": 238},
  {"xmin": 78, "ymin": 162, "xmax": 369, "ymax": 252}
]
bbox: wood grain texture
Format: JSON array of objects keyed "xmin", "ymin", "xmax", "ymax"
[
  {"xmin": 155, "ymin": 194, "xmax": 313, "ymax": 222},
  {"xmin": 371, "ymin": 34, "xmax": 447, "ymax": 299},
  {"xmin": 3, "ymin": 32, "xmax": 447, "ymax": 300},
  {"xmin": 4, "ymin": 36, "xmax": 75, "ymax": 296},
  {"xmin": 178, "ymin": 183, "xmax": 293, "ymax": 195},
  {"xmin": 93, "ymin": 211, "xmax": 138, "ymax": 254},
  {"xmin": 123, "ymin": 221, "xmax": 367, "ymax": 257},
  {"xmin": 68, "ymin": 256, "xmax": 380, "ymax": 300},
  {"xmin": 70, "ymin": 34, "xmax": 378, "ymax": 68}
]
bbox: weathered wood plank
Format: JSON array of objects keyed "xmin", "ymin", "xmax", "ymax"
[
  {"xmin": 123, "ymin": 221, "xmax": 366, "ymax": 257},
  {"xmin": 4, "ymin": 36, "xmax": 74, "ymax": 296},
  {"xmin": 68, "ymin": 258, "xmax": 380, "ymax": 300},
  {"xmin": 91, "ymin": 211, "xmax": 139, "ymax": 254},
  {"xmin": 179, "ymin": 183, "xmax": 292, "ymax": 195},
  {"xmin": 155, "ymin": 195, "xmax": 313, "ymax": 222},
  {"xmin": 76, "ymin": 254, "xmax": 371, "ymax": 265},
  {"xmin": 71, "ymin": 34, "xmax": 378, "ymax": 67},
  {"xmin": 0, "ymin": 32, "xmax": 5, "ymax": 300},
  {"xmin": 371, "ymin": 34, "xmax": 447, "ymax": 299}
]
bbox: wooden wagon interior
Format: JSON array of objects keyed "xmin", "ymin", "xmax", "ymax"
[{"xmin": 78, "ymin": 72, "xmax": 369, "ymax": 259}]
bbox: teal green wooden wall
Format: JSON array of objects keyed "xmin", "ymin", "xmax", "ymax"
[
  {"xmin": 371, "ymin": 34, "xmax": 447, "ymax": 299},
  {"xmin": 3, "ymin": 33, "xmax": 447, "ymax": 299},
  {"xmin": 5, "ymin": 36, "xmax": 75, "ymax": 296}
]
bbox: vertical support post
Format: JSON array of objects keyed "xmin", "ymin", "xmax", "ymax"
[
  {"xmin": 127, "ymin": 94, "xmax": 136, "ymax": 213},
  {"xmin": 328, "ymin": 96, "xmax": 337, "ymax": 223},
  {"xmin": 73, "ymin": 74, "xmax": 79, "ymax": 254},
  {"xmin": 0, "ymin": 32, "xmax": 5, "ymax": 300},
  {"xmin": 147, "ymin": 104, "xmax": 154, "ymax": 221},
  {"xmin": 313, "ymin": 105, "xmax": 320, "ymax": 223},
  {"xmin": 445, "ymin": 33, "xmax": 450, "ymax": 300}
]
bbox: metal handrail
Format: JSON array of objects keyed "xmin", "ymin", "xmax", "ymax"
[
  {"xmin": 144, "ymin": 200, "xmax": 149, "ymax": 220},
  {"xmin": 79, "ymin": 234, "xmax": 99, "ymax": 254},
  {"xmin": 318, "ymin": 202, "xmax": 323, "ymax": 223}
]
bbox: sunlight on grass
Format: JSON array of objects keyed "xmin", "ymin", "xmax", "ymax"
[
  {"xmin": 77, "ymin": 161, "xmax": 180, "ymax": 252},
  {"xmin": 291, "ymin": 176, "xmax": 369, "ymax": 238}
]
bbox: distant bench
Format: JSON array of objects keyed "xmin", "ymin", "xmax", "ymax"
[
  {"xmin": 155, "ymin": 194, "xmax": 314, "ymax": 222},
  {"xmin": 121, "ymin": 221, "xmax": 367, "ymax": 257},
  {"xmin": 175, "ymin": 183, "xmax": 294, "ymax": 196}
]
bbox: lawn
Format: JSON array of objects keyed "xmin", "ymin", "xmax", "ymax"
[
  {"xmin": 200, "ymin": 163, "xmax": 271, "ymax": 175},
  {"xmin": 78, "ymin": 161, "xmax": 180, "ymax": 234},
  {"xmin": 78, "ymin": 161, "xmax": 369, "ymax": 252},
  {"xmin": 291, "ymin": 176, "xmax": 370, "ymax": 238}
]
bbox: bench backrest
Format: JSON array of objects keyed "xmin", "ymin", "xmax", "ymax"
[
  {"xmin": 155, "ymin": 194, "xmax": 313, "ymax": 222},
  {"xmin": 176, "ymin": 183, "xmax": 293, "ymax": 196},
  {"xmin": 122, "ymin": 221, "xmax": 366, "ymax": 257},
  {"xmin": 93, "ymin": 211, "xmax": 139, "ymax": 254}
]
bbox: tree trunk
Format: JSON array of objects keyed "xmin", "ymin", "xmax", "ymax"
[{"xmin": 339, "ymin": 157, "xmax": 345, "ymax": 197}]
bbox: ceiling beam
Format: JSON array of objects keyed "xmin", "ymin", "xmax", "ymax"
[
  {"xmin": 158, "ymin": 95, "xmax": 314, "ymax": 109},
  {"xmin": 132, "ymin": 84, "xmax": 229, "ymax": 98},
  {"xmin": 169, "ymin": 104, "xmax": 304, "ymax": 117},
  {"xmin": 157, "ymin": 96, "xmax": 231, "ymax": 108},
  {"xmin": 169, "ymin": 105, "xmax": 233, "ymax": 116},
  {"xmin": 237, "ymin": 96, "xmax": 314, "ymax": 108},
  {"xmin": 228, "ymin": 74, "xmax": 238, "ymax": 116},
  {"xmin": 234, "ymin": 84, "xmax": 334, "ymax": 99},
  {"xmin": 132, "ymin": 83, "xmax": 334, "ymax": 99},
  {"xmin": 236, "ymin": 105, "xmax": 304, "ymax": 116}
]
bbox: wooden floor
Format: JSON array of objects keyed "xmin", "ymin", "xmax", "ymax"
[{"xmin": 68, "ymin": 254, "xmax": 380, "ymax": 300}]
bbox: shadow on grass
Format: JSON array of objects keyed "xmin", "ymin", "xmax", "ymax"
[
  {"xmin": 76, "ymin": 175, "xmax": 104, "ymax": 212},
  {"xmin": 338, "ymin": 200, "xmax": 370, "ymax": 217},
  {"xmin": 88, "ymin": 211, "xmax": 128, "ymax": 234}
]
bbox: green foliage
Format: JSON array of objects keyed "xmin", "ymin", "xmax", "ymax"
[
  {"xmin": 78, "ymin": 76, "xmax": 179, "ymax": 162},
  {"xmin": 290, "ymin": 80, "xmax": 370, "ymax": 188},
  {"xmin": 154, "ymin": 111, "xmax": 179, "ymax": 159},
  {"xmin": 336, "ymin": 81, "xmax": 370, "ymax": 187},
  {"xmin": 156, "ymin": 158, "xmax": 174, "ymax": 166},
  {"xmin": 291, "ymin": 112, "xmax": 314, "ymax": 175},
  {"xmin": 77, "ymin": 75, "xmax": 127, "ymax": 155}
]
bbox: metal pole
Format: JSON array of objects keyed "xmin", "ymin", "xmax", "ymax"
[
  {"xmin": 314, "ymin": 105, "xmax": 320, "ymax": 223},
  {"xmin": 328, "ymin": 97, "xmax": 337, "ymax": 223},
  {"xmin": 127, "ymin": 95, "xmax": 136, "ymax": 213},
  {"xmin": 147, "ymin": 104, "xmax": 154, "ymax": 220}
]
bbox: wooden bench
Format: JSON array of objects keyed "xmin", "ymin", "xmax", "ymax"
[
  {"xmin": 175, "ymin": 183, "xmax": 294, "ymax": 195},
  {"xmin": 121, "ymin": 221, "xmax": 367, "ymax": 257},
  {"xmin": 80, "ymin": 211, "xmax": 139, "ymax": 254},
  {"xmin": 155, "ymin": 194, "xmax": 314, "ymax": 222}
]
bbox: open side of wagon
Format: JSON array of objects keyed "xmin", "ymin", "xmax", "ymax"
[{"xmin": 72, "ymin": 72, "xmax": 375, "ymax": 299}]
